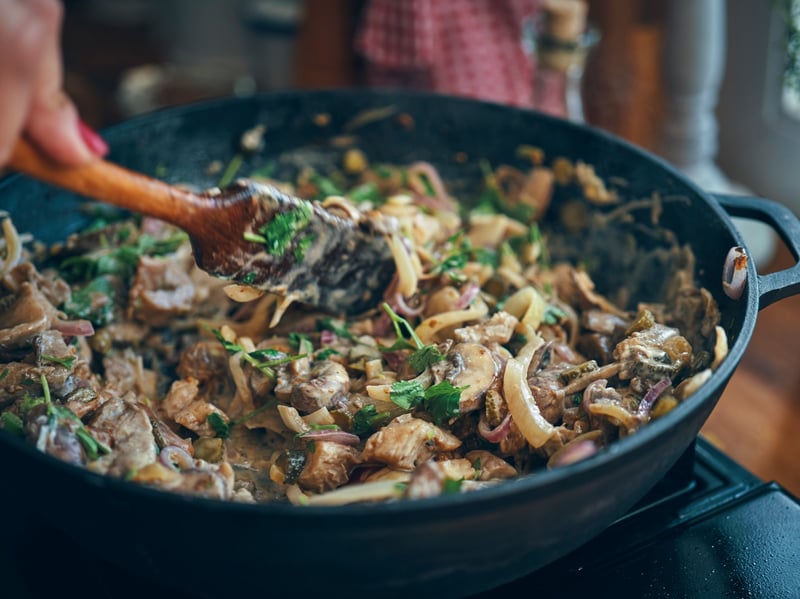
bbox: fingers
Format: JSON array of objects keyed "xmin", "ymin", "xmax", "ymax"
[
  {"xmin": 0, "ymin": 0, "xmax": 50, "ymax": 164},
  {"xmin": 0, "ymin": 0, "xmax": 106, "ymax": 168}
]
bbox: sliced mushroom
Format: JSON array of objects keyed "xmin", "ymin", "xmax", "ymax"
[
  {"xmin": 431, "ymin": 342, "xmax": 500, "ymax": 412},
  {"xmin": 291, "ymin": 360, "xmax": 351, "ymax": 414}
]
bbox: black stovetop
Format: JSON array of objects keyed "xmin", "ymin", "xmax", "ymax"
[{"xmin": 3, "ymin": 437, "xmax": 799, "ymax": 598}]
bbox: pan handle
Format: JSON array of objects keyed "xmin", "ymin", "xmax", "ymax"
[{"xmin": 713, "ymin": 193, "xmax": 800, "ymax": 310}]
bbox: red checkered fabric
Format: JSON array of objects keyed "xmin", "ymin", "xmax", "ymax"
[{"xmin": 354, "ymin": 0, "xmax": 543, "ymax": 108}]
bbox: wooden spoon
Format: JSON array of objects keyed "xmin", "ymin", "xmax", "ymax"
[{"xmin": 8, "ymin": 138, "xmax": 395, "ymax": 316}]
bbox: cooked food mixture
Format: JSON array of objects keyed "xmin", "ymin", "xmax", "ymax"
[{"xmin": 0, "ymin": 143, "xmax": 729, "ymax": 505}]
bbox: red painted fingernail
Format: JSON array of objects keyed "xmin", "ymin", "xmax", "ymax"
[{"xmin": 77, "ymin": 119, "xmax": 109, "ymax": 157}]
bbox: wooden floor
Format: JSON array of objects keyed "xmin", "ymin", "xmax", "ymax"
[{"xmin": 58, "ymin": 3, "xmax": 800, "ymax": 498}]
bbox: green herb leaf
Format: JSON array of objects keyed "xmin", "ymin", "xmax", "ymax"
[
  {"xmin": 293, "ymin": 233, "xmax": 315, "ymax": 262},
  {"xmin": 390, "ymin": 379, "xmax": 425, "ymax": 410},
  {"xmin": 211, "ymin": 328, "xmax": 304, "ymax": 377},
  {"xmin": 347, "ymin": 181, "xmax": 383, "ymax": 204},
  {"xmin": 41, "ymin": 355, "xmax": 76, "ymax": 369},
  {"xmin": 41, "ymin": 375, "xmax": 110, "ymax": 461},
  {"xmin": 442, "ymin": 478, "xmax": 464, "ymax": 495},
  {"xmin": 218, "ymin": 153, "xmax": 244, "ymax": 187},
  {"xmin": 381, "ymin": 303, "xmax": 445, "ymax": 373},
  {"xmin": 288, "ymin": 332, "xmax": 314, "ymax": 355},
  {"xmin": 256, "ymin": 202, "xmax": 314, "ymax": 257},
  {"xmin": 310, "ymin": 173, "xmax": 344, "ymax": 199},
  {"xmin": 351, "ymin": 404, "xmax": 392, "ymax": 436},
  {"xmin": 423, "ymin": 380, "xmax": 465, "ymax": 425},
  {"xmin": 381, "ymin": 303, "xmax": 424, "ymax": 349},
  {"xmin": 1, "ymin": 412, "xmax": 24, "ymax": 436},
  {"xmin": 0, "ymin": 368, "xmax": 8, "ymax": 381},
  {"xmin": 61, "ymin": 276, "xmax": 117, "ymax": 327},
  {"xmin": 243, "ymin": 231, "xmax": 268, "ymax": 244},
  {"xmin": 316, "ymin": 317, "xmax": 357, "ymax": 342},
  {"xmin": 408, "ymin": 344, "xmax": 445, "ymax": 373},
  {"xmin": 543, "ymin": 304, "xmax": 567, "ymax": 325},
  {"xmin": 315, "ymin": 348, "xmax": 340, "ymax": 360},
  {"xmin": 207, "ymin": 412, "xmax": 231, "ymax": 439}
]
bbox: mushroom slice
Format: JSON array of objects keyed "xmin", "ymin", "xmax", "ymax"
[{"xmin": 432, "ymin": 343, "xmax": 500, "ymax": 412}]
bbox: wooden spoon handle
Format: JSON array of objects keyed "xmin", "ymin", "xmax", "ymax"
[{"xmin": 8, "ymin": 137, "xmax": 205, "ymax": 232}]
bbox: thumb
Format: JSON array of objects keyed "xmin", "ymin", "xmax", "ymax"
[{"xmin": 25, "ymin": 92, "xmax": 107, "ymax": 166}]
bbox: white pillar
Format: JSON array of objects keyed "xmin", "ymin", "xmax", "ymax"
[{"xmin": 660, "ymin": 0, "xmax": 775, "ymax": 267}]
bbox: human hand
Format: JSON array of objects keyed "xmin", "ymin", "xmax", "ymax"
[{"xmin": 0, "ymin": 0, "xmax": 107, "ymax": 168}]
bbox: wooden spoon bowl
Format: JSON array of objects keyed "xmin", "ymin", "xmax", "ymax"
[{"xmin": 9, "ymin": 138, "xmax": 395, "ymax": 315}]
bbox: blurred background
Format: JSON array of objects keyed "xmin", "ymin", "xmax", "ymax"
[{"xmin": 58, "ymin": 0, "xmax": 800, "ymax": 496}]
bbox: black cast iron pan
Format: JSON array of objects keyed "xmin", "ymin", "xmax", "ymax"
[{"xmin": 2, "ymin": 89, "xmax": 800, "ymax": 598}]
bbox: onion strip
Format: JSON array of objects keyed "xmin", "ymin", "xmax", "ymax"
[{"xmin": 503, "ymin": 335, "xmax": 554, "ymax": 448}]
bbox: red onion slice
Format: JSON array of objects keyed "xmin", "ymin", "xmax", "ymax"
[
  {"xmin": 722, "ymin": 246, "xmax": 747, "ymax": 300},
  {"xmin": 391, "ymin": 292, "xmax": 424, "ymax": 318},
  {"xmin": 298, "ymin": 430, "xmax": 361, "ymax": 446},
  {"xmin": 637, "ymin": 376, "xmax": 672, "ymax": 417},
  {"xmin": 53, "ymin": 319, "xmax": 95, "ymax": 337},
  {"xmin": 159, "ymin": 445, "xmax": 195, "ymax": 470},
  {"xmin": 548, "ymin": 439, "xmax": 598, "ymax": 468},
  {"xmin": 454, "ymin": 282, "xmax": 480, "ymax": 309},
  {"xmin": 478, "ymin": 413, "xmax": 513, "ymax": 444}
]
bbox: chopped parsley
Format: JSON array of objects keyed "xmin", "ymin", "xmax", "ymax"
[
  {"xmin": 381, "ymin": 303, "xmax": 445, "ymax": 373},
  {"xmin": 310, "ymin": 173, "xmax": 344, "ymax": 199},
  {"xmin": 388, "ymin": 379, "xmax": 465, "ymax": 426},
  {"xmin": 0, "ymin": 368, "xmax": 8, "ymax": 381},
  {"xmin": 38, "ymin": 374, "xmax": 110, "ymax": 460},
  {"xmin": 61, "ymin": 276, "xmax": 117, "ymax": 327},
  {"xmin": 249, "ymin": 202, "xmax": 314, "ymax": 258},
  {"xmin": 315, "ymin": 348, "xmax": 340, "ymax": 360},
  {"xmin": 316, "ymin": 317, "xmax": 358, "ymax": 342},
  {"xmin": 543, "ymin": 304, "xmax": 567, "ymax": 325},
  {"xmin": 432, "ymin": 233, "xmax": 498, "ymax": 276},
  {"xmin": 207, "ymin": 400, "xmax": 279, "ymax": 439},
  {"xmin": 207, "ymin": 412, "xmax": 230, "ymax": 439},
  {"xmin": 473, "ymin": 159, "xmax": 536, "ymax": 223},
  {"xmin": 442, "ymin": 478, "xmax": 464, "ymax": 495},
  {"xmin": 422, "ymin": 380, "xmax": 465, "ymax": 425},
  {"xmin": 351, "ymin": 404, "xmax": 393, "ymax": 436},
  {"xmin": 241, "ymin": 272, "xmax": 257, "ymax": 285},
  {"xmin": 41, "ymin": 355, "xmax": 76, "ymax": 369},
  {"xmin": 211, "ymin": 328, "xmax": 305, "ymax": 377},
  {"xmin": 218, "ymin": 153, "xmax": 244, "ymax": 187},
  {"xmin": 389, "ymin": 379, "xmax": 425, "ymax": 410},
  {"xmin": 347, "ymin": 181, "xmax": 383, "ymax": 204},
  {"xmin": 1, "ymin": 412, "xmax": 24, "ymax": 436},
  {"xmin": 288, "ymin": 332, "xmax": 314, "ymax": 355}
]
